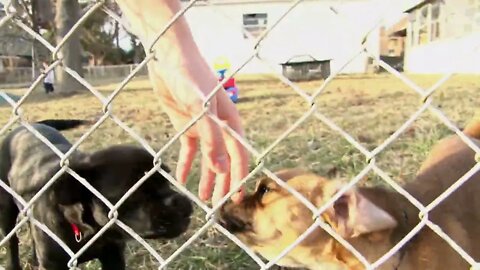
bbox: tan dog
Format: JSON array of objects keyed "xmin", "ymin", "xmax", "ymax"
[{"xmin": 219, "ymin": 118, "xmax": 480, "ymax": 270}]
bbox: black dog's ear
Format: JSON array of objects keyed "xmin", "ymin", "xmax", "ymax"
[
  {"xmin": 58, "ymin": 203, "xmax": 95, "ymax": 239},
  {"xmin": 160, "ymin": 163, "xmax": 170, "ymax": 173},
  {"xmin": 70, "ymin": 154, "xmax": 97, "ymax": 175},
  {"xmin": 54, "ymin": 155, "xmax": 97, "ymax": 205}
]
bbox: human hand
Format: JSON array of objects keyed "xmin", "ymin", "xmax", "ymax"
[
  {"xmin": 115, "ymin": 0, "xmax": 249, "ymax": 204},
  {"xmin": 154, "ymin": 72, "xmax": 249, "ymax": 204}
]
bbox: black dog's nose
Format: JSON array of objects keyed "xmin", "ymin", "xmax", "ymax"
[{"xmin": 164, "ymin": 194, "xmax": 193, "ymax": 217}]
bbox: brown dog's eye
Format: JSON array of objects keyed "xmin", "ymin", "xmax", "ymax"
[{"xmin": 257, "ymin": 184, "xmax": 270, "ymax": 196}]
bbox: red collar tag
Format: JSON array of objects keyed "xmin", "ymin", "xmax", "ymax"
[{"xmin": 70, "ymin": 223, "xmax": 82, "ymax": 243}]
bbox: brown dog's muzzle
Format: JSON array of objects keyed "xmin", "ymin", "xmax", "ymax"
[
  {"xmin": 219, "ymin": 203, "xmax": 254, "ymax": 233},
  {"xmin": 219, "ymin": 212, "xmax": 251, "ymax": 233}
]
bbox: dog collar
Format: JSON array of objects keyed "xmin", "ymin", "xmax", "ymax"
[{"xmin": 70, "ymin": 223, "xmax": 83, "ymax": 243}]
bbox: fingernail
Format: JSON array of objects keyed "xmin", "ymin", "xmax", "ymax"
[
  {"xmin": 175, "ymin": 171, "xmax": 186, "ymax": 185},
  {"xmin": 232, "ymin": 190, "xmax": 244, "ymax": 204},
  {"xmin": 199, "ymin": 191, "xmax": 209, "ymax": 202}
]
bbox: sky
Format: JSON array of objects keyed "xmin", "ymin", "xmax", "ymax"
[
  {"xmin": 116, "ymin": 0, "xmax": 423, "ymax": 52},
  {"xmin": 0, "ymin": 0, "xmax": 423, "ymax": 52}
]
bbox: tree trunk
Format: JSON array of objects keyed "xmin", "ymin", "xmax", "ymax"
[
  {"xmin": 36, "ymin": 0, "xmax": 54, "ymax": 29},
  {"xmin": 130, "ymin": 35, "xmax": 136, "ymax": 63},
  {"xmin": 114, "ymin": 21, "xmax": 120, "ymax": 48},
  {"xmin": 31, "ymin": 0, "xmax": 38, "ymax": 79},
  {"xmin": 55, "ymin": 0, "xmax": 84, "ymax": 94}
]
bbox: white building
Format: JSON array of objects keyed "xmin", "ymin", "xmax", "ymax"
[
  {"xmin": 404, "ymin": 0, "xmax": 480, "ymax": 73},
  {"xmin": 181, "ymin": 0, "xmax": 387, "ymax": 74}
]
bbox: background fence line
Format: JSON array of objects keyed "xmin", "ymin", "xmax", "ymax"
[
  {"xmin": 0, "ymin": 64, "xmax": 148, "ymax": 87},
  {"xmin": 1, "ymin": 0, "xmax": 480, "ymax": 269}
]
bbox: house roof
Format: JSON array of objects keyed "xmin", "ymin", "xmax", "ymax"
[
  {"xmin": 0, "ymin": 24, "xmax": 50, "ymax": 57},
  {"xmin": 0, "ymin": 5, "xmax": 51, "ymax": 57},
  {"xmin": 404, "ymin": 0, "xmax": 433, "ymax": 13},
  {"xmin": 0, "ymin": 24, "xmax": 32, "ymax": 56},
  {"xmin": 386, "ymin": 16, "xmax": 408, "ymax": 37},
  {"xmin": 0, "ymin": 38, "xmax": 50, "ymax": 57}
]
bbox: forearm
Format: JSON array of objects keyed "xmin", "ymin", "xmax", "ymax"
[{"xmin": 116, "ymin": 0, "xmax": 219, "ymax": 100}]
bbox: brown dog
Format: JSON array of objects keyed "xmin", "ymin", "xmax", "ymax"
[{"xmin": 219, "ymin": 118, "xmax": 480, "ymax": 270}]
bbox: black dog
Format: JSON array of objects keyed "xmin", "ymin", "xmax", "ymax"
[{"xmin": 0, "ymin": 120, "xmax": 192, "ymax": 270}]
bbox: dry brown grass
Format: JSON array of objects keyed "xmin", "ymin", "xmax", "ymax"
[{"xmin": 0, "ymin": 73, "xmax": 479, "ymax": 269}]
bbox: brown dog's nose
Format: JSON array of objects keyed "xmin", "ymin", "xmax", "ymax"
[{"xmin": 164, "ymin": 194, "xmax": 193, "ymax": 217}]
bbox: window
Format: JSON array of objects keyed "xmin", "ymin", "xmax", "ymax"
[
  {"xmin": 462, "ymin": 0, "xmax": 480, "ymax": 33},
  {"xmin": 430, "ymin": 2, "xmax": 441, "ymax": 41},
  {"xmin": 466, "ymin": 8, "xmax": 475, "ymax": 17},
  {"xmin": 474, "ymin": 0, "xmax": 480, "ymax": 30},
  {"xmin": 408, "ymin": 10, "xmax": 417, "ymax": 46},
  {"xmin": 418, "ymin": 5, "xmax": 429, "ymax": 45},
  {"xmin": 388, "ymin": 38, "xmax": 399, "ymax": 55},
  {"xmin": 242, "ymin": 13, "xmax": 268, "ymax": 39},
  {"xmin": 408, "ymin": 0, "xmax": 445, "ymax": 47}
]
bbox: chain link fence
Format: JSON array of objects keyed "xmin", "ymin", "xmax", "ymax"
[{"xmin": 1, "ymin": 0, "xmax": 480, "ymax": 269}]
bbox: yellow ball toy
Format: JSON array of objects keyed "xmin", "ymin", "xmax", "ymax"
[{"xmin": 213, "ymin": 56, "xmax": 231, "ymax": 73}]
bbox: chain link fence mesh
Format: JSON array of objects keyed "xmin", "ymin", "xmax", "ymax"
[{"xmin": 1, "ymin": 0, "xmax": 480, "ymax": 269}]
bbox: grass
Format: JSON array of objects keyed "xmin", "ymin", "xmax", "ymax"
[{"xmin": 0, "ymin": 72, "xmax": 479, "ymax": 269}]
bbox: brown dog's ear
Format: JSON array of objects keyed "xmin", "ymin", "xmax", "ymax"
[
  {"xmin": 323, "ymin": 189, "xmax": 397, "ymax": 238},
  {"xmin": 274, "ymin": 168, "xmax": 308, "ymax": 181},
  {"xmin": 58, "ymin": 203, "xmax": 95, "ymax": 239}
]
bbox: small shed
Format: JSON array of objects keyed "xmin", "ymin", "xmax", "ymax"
[{"xmin": 281, "ymin": 55, "xmax": 331, "ymax": 82}]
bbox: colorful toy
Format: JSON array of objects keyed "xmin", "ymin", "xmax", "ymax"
[{"xmin": 214, "ymin": 56, "xmax": 239, "ymax": 103}]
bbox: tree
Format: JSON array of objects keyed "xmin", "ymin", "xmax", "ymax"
[
  {"xmin": 35, "ymin": 0, "xmax": 54, "ymax": 30},
  {"xmin": 80, "ymin": 7, "xmax": 116, "ymax": 65},
  {"xmin": 55, "ymin": 0, "xmax": 84, "ymax": 94},
  {"xmin": 8, "ymin": 0, "xmax": 138, "ymax": 88},
  {"xmin": 7, "ymin": 0, "xmax": 85, "ymax": 92},
  {"xmin": 79, "ymin": 2, "xmax": 133, "ymax": 65},
  {"xmin": 4, "ymin": 0, "xmax": 53, "ymax": 76}
]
